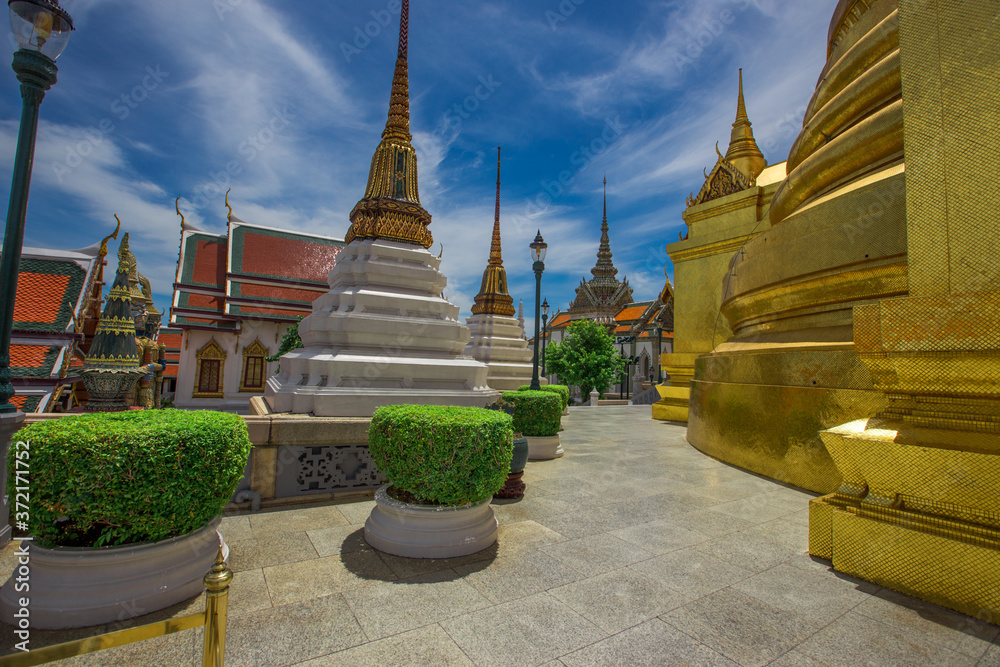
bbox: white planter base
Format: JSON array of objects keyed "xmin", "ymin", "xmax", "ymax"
[
  {"xmin": 1, "ymin": 518, "xmax": 227, "ymax": 630},
  {"xmin": 527, "ymin": 435, "xmax": 564, "ymax": 460},
  {"xmin": 364, "ymin": 485, "xmax": 498, "ymax": 559}
]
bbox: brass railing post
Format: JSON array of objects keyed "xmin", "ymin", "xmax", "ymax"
[{"xmin": 201, "ymin": 548, "xmax": 233, "ymax": 667}]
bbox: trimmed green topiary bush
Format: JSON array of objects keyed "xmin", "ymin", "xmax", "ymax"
[
  {"xmin": 368, "ymin": 405, "xmax": 513, "ymax": 506},
  {"xmin": 502, "ymin": 390, "xmax": 561, "ymax": 437},
  {"xmin": 8, "ymin": 410, "xmax": 251, "ymax": 548},
  {"xmin": 518, "ymin": 384, "xmax": 569, "ymax": 411}
]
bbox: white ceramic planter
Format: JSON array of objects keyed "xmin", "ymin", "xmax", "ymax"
[
  {"xmin": 527, "ymin": 434, "xmax": 563, "ymax": 460},
  {"xmin": 0, "ymin": 518, "xmax": 227, "ymax": 630},
  {"xmin": 364, "ymin": 485, "xmax": 498, "ymax": 558}
]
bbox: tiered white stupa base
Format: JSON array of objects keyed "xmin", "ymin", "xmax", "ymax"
[
  {"xmin": 265, "ymin": 239, "xmax": 497, "ymax": 417},
  {"xmin": 464, "ymin": 313, "xmax": 536, "ymax": 392}
]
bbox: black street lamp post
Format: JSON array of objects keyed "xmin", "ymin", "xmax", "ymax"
[
  {"xmin": 529, "ymin": 231, "xmax": 547, "ymax": 391},
  {"xmin": 540, "ymin": 299, "xmax": 549, "ymax": 381},
  {"xmin": 0, "ymin": 0, "xmax": 73, "ymax": 548}
]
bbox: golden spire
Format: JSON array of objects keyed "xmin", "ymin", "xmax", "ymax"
[
  {"xmin": 724, "ymin": 69, "xmax": 767, "ymax": 181},
  {"xmin": 471, "ymin": 147, "xmax": 515, "ymax": 316},
  {"xmin": 345, "ymin": 0, "xmax": 433, "ymax": 248}
]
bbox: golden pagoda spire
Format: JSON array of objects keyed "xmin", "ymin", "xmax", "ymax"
[
  {"xmin": 471, "ymin": 147, "xmax": 515, "ymax": 316},
  {"xmin": 345, "ymin": 0, "xmax": 433, "ymax": 248},
  {"xmin": 724, "ymin": 69, "xmax": 767, "ymax": 181}
]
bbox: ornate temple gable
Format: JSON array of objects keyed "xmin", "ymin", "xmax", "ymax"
[
  {"xmin": 686, "ymin": 70, "xmax": 766, "ymax": 209},
  {"xmin": 686, "ymin": 152, "xmax": 756, "ymax": 207}
]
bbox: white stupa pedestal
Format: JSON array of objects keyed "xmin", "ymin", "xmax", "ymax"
[
  {"xmin": 265, "ymin": 239, "xmax": 498, "ymax": 417},
  {"xmin": 464, "ymin": 314, "xmax": 535, "ymax": 392}
]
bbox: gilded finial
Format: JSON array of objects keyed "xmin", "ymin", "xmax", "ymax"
[
  {"xmin": 225, "ymin": 189, "xmax": 233, "ymax": 221},
  {"xmin": 488, "ymin": 147, "xmax": 503, "ymax": 266},
  {"xmin": 736, "ymin": 68, "xmax": 749, "ymax": 124},
  {"xmin": 175, "ymin": 197, "xmax": 186, "ymax": 231},
  {"xmin": 98, "ymin": 216, "xmax": 122, "ymax": 259},
  {"xmin": 438, "ymin": 243, "xmax": 444, "ymax": 259},
  {"xmin": 723, "ymin": 69, "xmax": 767, "ymax": 181}
]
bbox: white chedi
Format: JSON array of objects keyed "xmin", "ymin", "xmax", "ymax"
[
  {"xmin": 265, "ymin": 239, "xmax": 497, "ymax": 417},
  {"xmin": 464, "ymin": 313, "xmax": 535, "ymax": 392}
]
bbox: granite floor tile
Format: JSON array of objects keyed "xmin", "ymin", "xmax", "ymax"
[
  {"xmin": 693, "ymin": 527, "xmax": 804, "ymax": 573},
  {"xmin": 334, "ymin": 500, "xmax": 376, "ymax": 526},
  {"xmin": 629, "ymin": 547, "xmax": 754, "ymax": 599},
  {"xmin": 227, "ymin": 567, "xmax": 274, "ymax": 617},
  {"xmin": 765, "ymin": 650, "xmax": 831, "ymax": 666},
  {"xmin": 536, "ymin": 505, "xmax": 643, "ymax": 540},
  {"xmin": 454, "ymin": 549, "xmax": 582, "ymax": 604},
  {"xmin": 559, "ymin": 618, "xmax": 739, "ymax": 667},
  {"xmin": 979, "ymin": 642, "xmax": 1000, "ymax": 666},
  {"xmin": 612, "ymin": 519, "xmax": 712, "ymax": 555},
  {"xmin": 539, "ymin": 533, "xmax": 653, "ymax": 578},
  {"xmin": 225, "ymin": 593, "xmax": 366, "ymax": 667},
  {"xmin": 732, "ymin": 562, "xmax": 874, "ymax": 625},
  {"xmin": 440, "ymin": 592, "xmax": 607, "ymax": 667},
  {"xmin": 295, "ymin": 624, "xmax": 474, "ymax": 667},
  {"xmin": 219, "ymin": 515, "xmax": 253, "ymax": 542},
  {"xmin": 493, "ymin": 519, "xmax": 569, "ymax": 558},
  {"xmin": 343, "ymin": 569, "xmax": 492, "ymax": 640},
  {"xmin": 306, "ymin": 525, "xmax": 378, "ymax": 558},
  {"xmin": 249, "ymin": 505, "xmax": 349, "ymax": 537},
  {"xmin": 662, "ymin": 587, "xmax": 823, "ymax": 667},
  {"xmin": 667, "ymin": 508, "xmax": 754, "ymax": 537},
  {"xmin": 709, "ymin": 492, "xmax": 808, "ymax": 524},
  {"xmin": 549, "ymin": 568, "xmax": 690, "ymax": 633},
  {"xmin": 797, "ymin": 611, "xmax": 976, "ymax": 667},
  {"xmin": 264, "ymin": 552, "xmax": 395, "ymax": 606},
  {"xmin": 375, "ymin": 545, "xmax": 497, "ymax": 580},
  {"xmin": 853, "ymin": 588, "xmax": 1000, "ymax": 659},
  {"xmin": 227, "ymin": 533, "xmax": 320, "ymax": 572}
]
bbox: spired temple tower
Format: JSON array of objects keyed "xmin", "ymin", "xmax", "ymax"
[
  {"xmin": 654, "ymin": 71, "xmax": 785, "ymax": 422},
  {"xmin": 568, "ymin": 179, "xmax": 633, "ymax": 325},
  {"xmin": 264, "ymin": 0, "xmax": 496, "ymax": 417},
  {"xmin": 464, "ymin": 149, "xmax": 536, "ymax": 391},
  {"xmin": 691, "ymin": 0, "xmax": 1000, "ymax": 620},
  {"xmin": 81, "ymin": 234, "xmax": 146, "ymax": 411}
]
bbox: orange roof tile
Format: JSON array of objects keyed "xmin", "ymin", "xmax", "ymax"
[
  {"xmin": 192, "ymin": 240, "xmax": 227, "ymax": 287},
  {"xmin": 158, "ymin": 333, "xmax": 182, "ymax": 349},
  {"xmin": 10, "ymin": 344, "xmax": 51, "ymax": 368},
  {"xmin": 238, "ymin": 282, "xmax": 324, "ymax": 302},
  {"xmin": 69, "ymin": 354, "xmax": 85, "ymax": 368},
  {"xmin": 240, "ymin": 233, "xmax": 341, "ymax": 282},
  {"xmin": 164, "ymin": 366, "xmax": 178, "ymax": 377},
  {"xmin": 240, "ymin": 305, "xmax": 307, "ymax": 318},
  {"xmin": 548, "ymin": 313, "xmax": 572, "ymax": 329},
  {"xmin": 187, "ymin": 293, "xmax": 225, "ymax": 311},
  {"xmin": 9, "ymin": 395, "xmax": 27, "ymax": 409},
  {"xmin": 14, "ymin": 272, "xmax": 71, "ymax": 324},
  {"xmin": 613, "ymin": 325, "xmax": 630, "ymax": 334},
  {"xmin": 615, "ymin": 305, "xmax": 647, "ymax": 323}
]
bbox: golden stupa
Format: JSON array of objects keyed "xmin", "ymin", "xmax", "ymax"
[{"xmin": 688, "ymin": 0, "xmax": 999, "ymax": 620}]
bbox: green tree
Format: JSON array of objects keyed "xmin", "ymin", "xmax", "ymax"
[
  {"xmin": 266, "ymin": 317, "xmax": 304, "ymax": 373},
  {"xmin": 544, "ymin": 319, "xmax": 625, "ymax": 399}
]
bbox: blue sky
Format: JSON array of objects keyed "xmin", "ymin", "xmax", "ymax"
[{"xmin": 0, "ymin": 0, "xmax": 838, "ymax": 333}]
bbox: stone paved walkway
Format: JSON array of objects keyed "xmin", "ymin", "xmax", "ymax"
[{"xmin": 3, "ymin": 406, "xmax": 999, "ymax": 666}]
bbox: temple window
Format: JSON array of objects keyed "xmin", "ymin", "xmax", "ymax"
[
  {"xmin": 193, "ymin": 339, "xmax": 226, "ymax": 398},
  {"xmin": 240, "ymin": 339, "xmax": 270, "ymax": 392}
]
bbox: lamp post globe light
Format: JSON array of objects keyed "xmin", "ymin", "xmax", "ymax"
[
  {"xmin": 0, "ymin": 0, "xmax": 73, "ymax": 548},
  {"xmin": 540, "ymin": 298, "xmax": 549, "ymax": 381},
  {"xmin": 529, "ymin": 231, "xmax": 547, "ymax": 391}
]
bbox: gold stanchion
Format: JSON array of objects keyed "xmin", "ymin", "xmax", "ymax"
[{"xmin": 201, "ymin": 548, "xmax": 232, "ymax": 667}]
